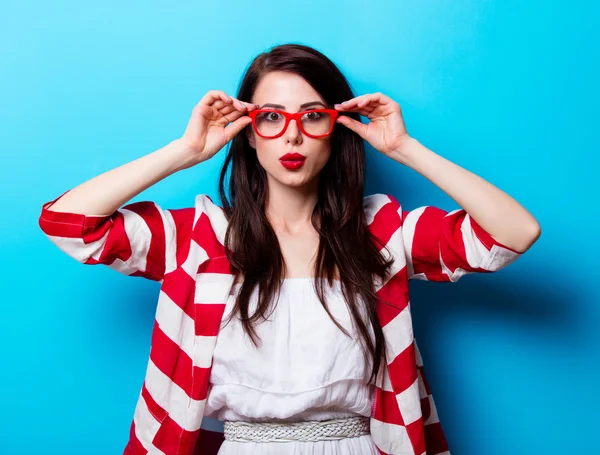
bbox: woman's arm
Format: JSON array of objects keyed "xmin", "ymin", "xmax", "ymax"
[
  {"xmin": 47, "ymin": 90, "xmax": 255, "ymax": 217},
  {"xmin": 391, "ymin": 137, "xmax": 541, "ymax": 253},
  {"xmin": 38, "ymin": 139, "xmax": 198, "ymax": 281},
  {"xmin": 46, "ymin": 139, "xmax": 192, "ymax": 216},
  {"xmin": 39, "ymin": 91, "xmax": 255, "ymax": 281},
  {"xmin": 335, "ymin": 92, "xmax": 541, "ymax": 254}
]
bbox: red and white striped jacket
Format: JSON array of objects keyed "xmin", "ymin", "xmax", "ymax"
[{"xmin": 38, "ymin": 190, "xmax": 522, "ymax": 455}]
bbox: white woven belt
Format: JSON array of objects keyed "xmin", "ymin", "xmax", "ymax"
[{"xmin": 223, "ymin": 416, "xmax": 371, "ymax": 443}]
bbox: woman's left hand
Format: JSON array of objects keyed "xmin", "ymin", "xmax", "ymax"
[{"xmin": 334, "ymin": 93, "xmax": 411, "ymax": 157}]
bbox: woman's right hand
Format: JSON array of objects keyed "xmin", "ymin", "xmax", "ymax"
[{"xmin": 178, "ymin": 90, "xmax": 258, "ymax": 167}]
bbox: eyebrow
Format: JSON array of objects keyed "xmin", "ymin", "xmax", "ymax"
[{"xmin": 259, "ymin": 101, "xmax": 328, "ymax": 110}]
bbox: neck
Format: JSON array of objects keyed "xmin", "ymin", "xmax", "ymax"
[{"xmin": 265, "ymin": 179, "xmax": 320, "ymax": 233}]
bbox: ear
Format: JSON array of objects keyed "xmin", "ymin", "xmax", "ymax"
[{"xmin": 246, "ymin": 126, "xmax": 256, "ymax": 149}]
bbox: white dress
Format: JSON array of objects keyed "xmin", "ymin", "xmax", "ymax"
[{"xmin": 203, "ymin": 277, "xmax": 379, "ymax": 455}]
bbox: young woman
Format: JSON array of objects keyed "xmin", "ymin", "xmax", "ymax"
[{"xmin": 39, "ymin": 44, "xmax": 541, "ymax": 455}]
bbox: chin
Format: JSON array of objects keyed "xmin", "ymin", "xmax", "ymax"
[
  {"xmin": 272, "ymin": 171, "xmax": 314, "ymax": 187},
  {"xmin": 281, "ymin": 176, "xmax": 311, "ymax": 187}
]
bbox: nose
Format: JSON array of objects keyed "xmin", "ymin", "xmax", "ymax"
[{"xmin": 284, "ymin": 118, "xmax": 303, "ymax": 145}]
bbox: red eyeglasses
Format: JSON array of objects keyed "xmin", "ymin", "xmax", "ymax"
[{"xmin": 247, "ymin": 109, "xmax": 339, "ymax": 139}]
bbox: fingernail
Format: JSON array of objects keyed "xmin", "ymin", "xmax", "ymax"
[{"xmin": 334, "ymin": 104, "xmax": 342, "ymax": 109}]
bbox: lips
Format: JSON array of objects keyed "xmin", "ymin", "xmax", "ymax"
[
  {"xmin": 279, "ymin": 153, "xmax": 306, "ymax": 162},
  {"xmin": 279, "ymin": 152, "xmax": 306, "ymax": 170}
]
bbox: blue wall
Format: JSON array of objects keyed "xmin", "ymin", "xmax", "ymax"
[{"xmin": 1, "ymin": 1, "xmax": 597, "ymax": 454}]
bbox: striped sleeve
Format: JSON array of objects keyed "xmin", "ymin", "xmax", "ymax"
[
  {"xmin": 389, "ymin": 195, "xmax": 523, "ymax": 282},
  {"xmin": 38, "ymin": 189, "xmax": 195, "ymax": 282}
]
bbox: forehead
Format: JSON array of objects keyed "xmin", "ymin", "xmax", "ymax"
[{"xmin": 251, "ymin": 71, "xmax": 325, "ymax": 108}]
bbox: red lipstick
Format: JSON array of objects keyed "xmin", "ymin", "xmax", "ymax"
[{"xmin": 279, "ymin": 153, "xmax": 306, "ymax": 170}]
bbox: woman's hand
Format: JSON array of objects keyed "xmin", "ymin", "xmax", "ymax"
[
  {"xmin": 179, "ymin": 90, "xmax": 258, "ymax": 166},
  {"xmin": 334, "ymin": 93, "xmax": 411, "ymax": 158}
]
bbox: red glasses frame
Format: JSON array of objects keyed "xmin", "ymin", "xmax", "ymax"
[{"xmin": 247, "ymin": 109, "xmax": 340, "ymax": 139}]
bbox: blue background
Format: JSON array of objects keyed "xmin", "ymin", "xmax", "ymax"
[{"xmin": 1, "ymin": 1, "xmax": 598, "ymax": 454}]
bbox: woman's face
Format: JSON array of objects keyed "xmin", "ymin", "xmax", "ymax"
[{"xmin": 248, "ymin": 71, "xmax": 333, "ymax": 190}]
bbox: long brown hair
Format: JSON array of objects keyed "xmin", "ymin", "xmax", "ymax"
[{"xmin": 217, "ymin": 43, "xmax": 395, "ymax": 386}]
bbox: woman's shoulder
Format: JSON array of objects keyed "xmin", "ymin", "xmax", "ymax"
[
  {"xmin": 192, "ymin": 192, "xmax": 402, "ymax": 226},
  {"xmin": 192, "ymin": 194, "xmax": 224, "ymax": 214},
  {"xmin": 363, "ymin": 193, "xmax": 402, "ymax": 222},
  {"xmin": 191, "ymin": 194, "xmax": 229, "ymax": 240}
]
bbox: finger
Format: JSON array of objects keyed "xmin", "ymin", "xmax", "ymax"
[
  {"xmin": 217, "ymin": 103, "xmax": 237, "ymax": 116},
  {"xmin": 220, "ymin": 107, "xmax": 247, "ymax": 123},
  {"xmin": 237, "ymin": 99, "xmax": 259, "ymax": 111},
  {"xmin": 212, "ymin": 100, "xmax": 230, "ymax": 111},
  {"xmin": 335, "ymin": 105, "xmax": 375, "ymax": 117},
  {"xmin": 337, "ymin": 95, "xmax": 394, "ymax": 118},
  {"xmin": 358, "ymin": 92, "xmax": 395, "ymax": 107},
  {"xmin": 215, "ymin": 99, "xmax": 254, "ymax": 119},
  {"xmin": 229, "ymin": 97, "xmax": 259, "ymax": 113},
  {"xmin": 203, "ymin": 100, "xmax": 234, "ymax": 124},
  {"xmin": 333, "ymin": 101, "xmax": 376, "ymax": 117},
  {"xmin": 223, "ymin": 116, "xmax": 253, "ymax": 143},
  {"xmin": 336, "ymin": 92, "xmax": 394, "ymax": 111},
  {"xmin": 229, "ymin": 97, "xmax": 247, "ymax": 112},
  {"xmin": 334, "ymin": 94, "xmax": 369, "ymax": 111},
  {"xmin": 192, "ymin": 92, "xmax": 232, "ymax": 120},
  {"xmin": 209, "ymin": 98, "xmax": 252, "ymax": 121},
  {"xmin": 354, "ymin": 94, "xmax": 385, "ymax": 111},
  {"xmin": 357, "ymin": 95, "xmax": 378, "ymax": 109},
  {"xmin": 336, "ymin": 115, "xmax": 368, "ymax": 138},
  {"xmin": 199, "ymin": 90, "xmax": 233, "ymax": 108}
]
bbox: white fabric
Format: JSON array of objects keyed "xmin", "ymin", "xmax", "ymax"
[{"xmin": 204, "ymin": 277, "xmax": 379, "ymax": 454}]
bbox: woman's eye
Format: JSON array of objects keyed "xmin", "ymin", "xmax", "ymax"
[
  {"xmin": 303, "ymin": 112, "xmax": 321, "ymax": 121},
  {"xmin": 268, "ymin": 112, "xmax": 281, "ymax": 121}
]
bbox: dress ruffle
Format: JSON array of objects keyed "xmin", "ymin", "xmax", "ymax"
[{"xmin": 204, "ymin": 277, "xmax": 378, "ymax": 454}]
